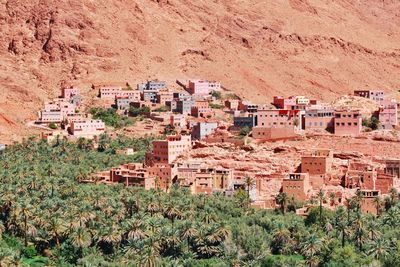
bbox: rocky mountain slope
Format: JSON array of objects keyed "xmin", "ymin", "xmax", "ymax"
[{"xmin": 1, "ymin": 0, "xmax": 400, "ymax": 142}]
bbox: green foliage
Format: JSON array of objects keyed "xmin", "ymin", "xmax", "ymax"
[
  {"xmin": 239, "ymin": 126, "xmax": 251, "ymax": 137},
  {"xmin": 211, "ymin": 91, "xmax": 222, "ymax": 100},
  {"xmin": 210, "ymin": 103, "xmax": 224, "ymax": 109},
  {"xmin": 224, "ymin": 93, "xmax": 240, "ymax": 100},
  {"xmin": 153, "ymin": 105, "xmax": 169, "ymax": 112},
  {"xmin": 48, "ymin": 122, "xmax": 57, "ymax": 129},
  {"xmin": 0, "ymin": 137, "xmax": 399, "ymax": 266},
  {"xmin": 362, "ymin": 116, "xmax": 380, "ymax": 130},
  {"xmin": 129, "ymin": 106, "xmax": 151, "ymax": 117},
  {"xmin": 89, "ymin": 107, "xmax": 134, "ymax": 128}
]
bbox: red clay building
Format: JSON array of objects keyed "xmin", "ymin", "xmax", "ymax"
[
  {"xmin": 146, "ymin": 135, "xmax": 192, "ymax": 165},
  {"xmin": 282, "ymin": 173, "xmax": 311, "ymax": 202},
  {"xmin": 301, "ymin": 149, "xmax": 333, "ymax": 175},
  {"xmin": 334, "ymin": 109, "xmax": 362, "ymax": 136},
  {"xmin": 252, "ymin": 127, "xmax": 296, "ymax": 140},
  {"xmin": 257, "ymin": 109, "xmax": 304, "ymax": 130}
]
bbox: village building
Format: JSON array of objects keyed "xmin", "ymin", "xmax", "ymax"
[
  {"xmin": 377, "ymin": 158, "xmax": 400, "ymax": 178},
  {"xmin": 233, "ymin": 113, "xmax": 257, "ymax": 128},
  {"xmin": 238, "ymin": 101, "xmax": 259, "ymax": 113},
  {"xmin": 256, "ymin": 109, "xmax": 303, "ymax": 130},
  {"xmin": 148, "ymin": 163, "xmax": 177, "ymax": 192},
  {"xmin": 282, "ymin": 173, "xmax": 311, "ymax": 202},
  {"xmin": 137, "ymin": 80, "xmax": 167, "ymax": 91},
  {"xmin": 99, "ymin": 86, "xmax": 140, "ymax": 99},
  {"xmin": 70, "ymin": 95, "xmax": 82, "ymax": 107},
  {"xmin": 379, "ymin": 99, "xmax": 398, "ymax": 130},
  {"xmin": 303, "ymin": 107, "xmax": 334, "ymax": 131},
  {"xmin": 191, "ymin": 100, "xmax": 212, "ymax": 118},
  {"xmin": 146, "ymin": 134, "xmax": 192, "ymax": 165},
  {"xmin": 176, "ymin": 98, "xmax": 195, "ymax": 115},
  {"xmin": 301, "ymin": 149, "xmax": 333, "ymax": 175},
  {"xmin": 359, "ymin": 190, "xmax": 380, "ymax": 215},
  {"xmin": 252, "ymin": 127, "xmax": 297, "ymax": 140},
  {"xmin": 187, "ymin": 80, "xmax": 220, "ymax": 96},
  {"xmin": 38, "ymin": 100, "xmax": 76, "ymax": 123},
  {"xmin": 61, "ymin": 86, "xmax": 79, "ymax": 99},
  {"xmin": 224, "ymin": 99, "xmax": 240, "ymax": 110},
  {"xmin": 97, "ymin": 163, "xmax": 155, "ymax": 189},
  {"xmin": 273, "ymin": 96, "xmax": 313, "ymax": 110},
  {"xmin": 334, "ymin": 109, "xmax": 362, "ymax": 136},
  {"xmin": 191, "ymin": 122, "xmax": 218, "ymax": 140},
  {"xmin": 354, "ymin": 90, "xmax": 385, "ymax": 102},
  {"xmin": 116, "ymin": 96, "xmax": 134, "ymax": 110},
  {"xmin": 170, "ymin": 114, "xmax": 187, "ymax": 128},
  {"xmin": 69, "ymin": 120, "xmax": 105, "ymax": 138},
  {"xmin": 156, "ymin": 90, "xmax": 174, "ymax": 105}
]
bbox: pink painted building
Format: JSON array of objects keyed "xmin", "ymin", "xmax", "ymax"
[
  {"xmin": 156, "ymin": 90, "xmax": 174, "ymax": 105},
  {"xmin": 39, "ymin": 100, "xmax": 76, "ymax": 123},
  {"xmin": 69, "ymin": 120, "xmax": 105, "ymax": 137},
  {"xmin": 170, "ymin": 114, "xmax": 187, "ymax": 128},
  {"xmin": 224, "ymin": 99, "xmax": 240, "ymax": 110},
  {"xmin": 257, "ymin": 109, "xmax": 303, "ymax": 130},
  {"xmin": 273, "ymin": 96, "xmax": 297, "ymax": 109},
  {"xmin": 61, "ymin": 86, "xmax": 79, "ymax": 99},
  {"xmin": 99, "ymin": 86, "xmax": 140, "ymax": 99},
  {"xmin": 334, "ymin": 109, "xmax": 362, "ymax": 136},
  {"xmin": 379, "ymin": 99, "xmax": 398, "ymax": 130},
  {"xmin": 187, "ymin": 80, "xmax": 220, "ymax": 95},
  {"xmin": 146, "ymin": 134, "xmax": 192, "ymax": 165}
]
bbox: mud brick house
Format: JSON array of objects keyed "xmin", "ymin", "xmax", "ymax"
[
  {"xmin": 146, "ymin": 134, "xmax": 192, "ymax": 165},
  {"xmin": 102, "ymin": 163, "xmax": 155, "ymax": 189},
  {"xmin": 334, "ymin": 109, "xmax": 362, "ymax": 136},
  {"xmin": 116, "ymin": 96, "xmax": 135, "ymax": 110},
  {"xmin": 354, "ymin": 90, "xmax": 384, "ymax": 102},
  {"xmin": 176, "ymin": 99, "xmax": 195, "ymax": 115},
  {"xmin": 282, "ymin": 173, "xmax": 311, "ymax": 202},
  {"xmin": 377, "ymin": 158, "xmax": 400, "ymax": 178},
  {"xmin": 359, "ymin": 190, "xmax": 380, "ymax": 215},
  {"xmin": 256, "ymin": 109, "xmax": 303, "ymax": 130},
  {"xmin": 191, "ymin": 100, "xmax": 212, "ymax": 118},
  {"xmin": 137, "ymin": 80, "xmax": 167, "ymax": 91},
  {"xmin": 379, "ymin": 99, "xmax": 398, "ymax": 130},
  {"xmin": 148, "ymin": 163, "xmax": 177, "ymax": 192},
  {"xmin": 273, "ymin": 96, "xmax": 312, "ymax": 110},
  {"xmin": 301, "ymin": 149, "xmax": 333, "ymax": 175},
  {"xmin": 69, "ymin": 120, "xmax": 105, "ymax": 138},
  {"xmin": 252, "ymin": 127, "xmax": 296, "ymax": 140}
]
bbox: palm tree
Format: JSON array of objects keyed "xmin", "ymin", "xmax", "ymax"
[
  {"xmin": 276, "ymin": 192, "xmax": 288, "ymax": 215},
  {"xmin": 367, "ymin": 238, "xmax": 391, "ymax": 260},
  {"xmin": 181, "ymin": 222, "xmax": 198, "ymax": 251},
  {"xmin": 125, "ymin": 218, "xmax": 147, "ymax": 240},
  {"xmin": 48, "ymin": 217, "xmax": 67, "ymax": 247},
  {"xmin": 373, "ymin": 196, "xmax": 382, "ymax": 217},
  {"xmin": 70, "ymin": 227, "xmax": 91, "ymax": 250},
  {"xmin": 300, "ymin": 234, "xmax": 322, "ymax": 266},
  {"xmin": 317, "ymin": 189, "xmax": 325, "ymax": 226},
  {"xmin": 244, "ymin": 176, "xmax": 255, "ymax": 200},
  {"xmin": 329, "ymin": 192, "xmax": 336, "ymax": 207}
]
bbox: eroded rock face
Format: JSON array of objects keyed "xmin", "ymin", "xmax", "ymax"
[{"xmin": 1, "ymin": 0, "xmax": 400, "ymax": 142}]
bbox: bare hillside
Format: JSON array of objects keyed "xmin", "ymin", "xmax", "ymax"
[{"xmin": 1, "ymin": 0, "xmax": 400, "ymax": 142}]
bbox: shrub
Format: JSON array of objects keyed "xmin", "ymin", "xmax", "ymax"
[
  {"xmin": 90, "ymin": 107, "xmax": 135, "ymax": 128},
  {"xmin": 48, "ymin": 123, "xmax": 57, "ymax": 129},
  {"xmin": 211, "ymin": 91, "xmax": 222, "ymax": 100},
  {"xmin": 210, "ymin": 103, "xmax": 224, "ymax": 109},
  {"xmin": 239, "ymin": 126, "xmax": 251, "ymax": 137}
]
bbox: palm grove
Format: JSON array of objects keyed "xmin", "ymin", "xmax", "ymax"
[{"xmin": 0, "ymin": 136, "xmax": 399, "ymax": 266}]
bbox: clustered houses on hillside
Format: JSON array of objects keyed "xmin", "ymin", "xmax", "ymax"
[
  {"xmin": 37, "ymin": 86, "xmax": 106, "ymax": 139},
  {"xmin": 71, "ymin": 79, "xmax": 400, "ymax": 215}
]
